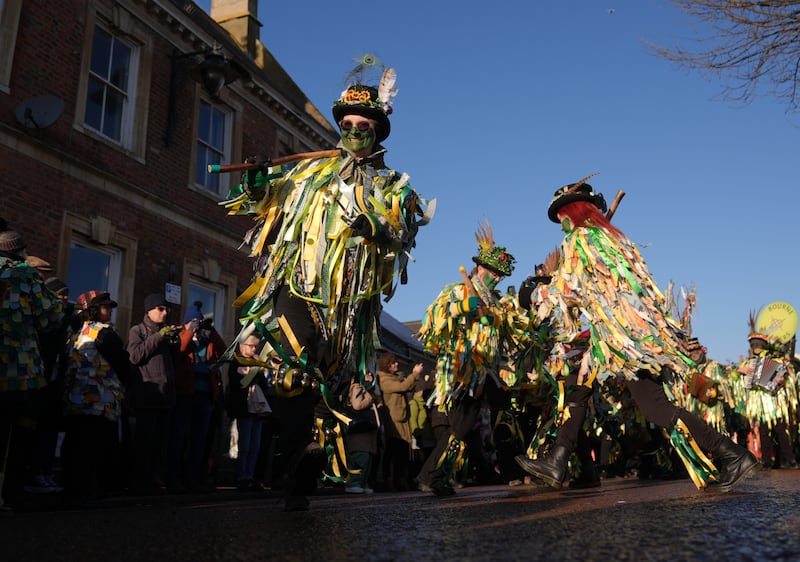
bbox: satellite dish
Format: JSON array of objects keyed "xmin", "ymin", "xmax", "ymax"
[{"xmin": 15, "ymin": 95, "xmax": 64, "ymax": 129}]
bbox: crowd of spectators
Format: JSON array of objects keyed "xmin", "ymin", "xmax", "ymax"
[{"xmin": 3, "ymin": 215, "xmax": 799, "ymax": 514}]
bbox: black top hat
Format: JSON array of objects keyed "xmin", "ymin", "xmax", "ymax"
[
  {"xmin": 547, "ymin": 183, "xmax": 607, "ymax": 223},
  {"xmin": 332, "ymin": 85, "xmax": 391, "ymax": 143}
]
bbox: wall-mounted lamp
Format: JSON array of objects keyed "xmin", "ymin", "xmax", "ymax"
[
  {"xmin": 165, "ymin": 43, "xmax": 250, "ymax": 146},
  {"xmin": 187, "ymin": 47, "xmax": 248, "ymax": 98}
]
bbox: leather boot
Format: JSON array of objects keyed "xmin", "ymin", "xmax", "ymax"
[
  {"xmin": 283, "ymin": 442, "xmax": 327, "ymax": 511},
  {"xmin": 515, "ymin": 444, "xmax": 571, "ymax": 489},
  {"xmin": 706, "ymin": 439, "xmax": 759, "ymax": 494},
  {"xmin": 569, "ymin": 431, "xmax": 601, "ymax": 489},
  {"xmin": 569, "ymin": 456, "xmax": 600, "ymax": 489}
]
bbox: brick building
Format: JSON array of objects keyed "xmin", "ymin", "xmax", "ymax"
[
  {"xmin": 0, "ymin": 0, "xmax": 339, "ymax": 343},
  {"xmin": 1, "ymin": 0, "xmax": 432, "ymax": 370}
]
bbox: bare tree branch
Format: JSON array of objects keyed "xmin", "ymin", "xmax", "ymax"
[{"xmin": 646, "ymin": 1, "xmax": 800, "ymax": 112}]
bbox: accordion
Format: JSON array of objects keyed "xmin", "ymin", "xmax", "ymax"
[{"xmin": 750, "ymin": 357, "xmax": 787, "ymax": 394}]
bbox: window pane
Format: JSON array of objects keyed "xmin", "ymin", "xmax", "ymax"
[
  {"xmin": 103, "ymin": 88, "xmax": 124, "ymax": 140},
  {"xmin": 67, "ymin": 244, "xmax": 110, "ymax": 299},
  {"xmin": 198, "ymin": 102, "xmax": 211, "ymax": 143},
  {"xmin": 206, "ymin": 151, "xmax": 220, "ymax": 192},
  {"xmin": 210, "ymin": 108, "xmax": 224, "ymax": 150},
  {"xmin": 109, "ymin": 41, "xmax": 131, "ymax": 90},
  {"xmin": 90, "ymin": 27, "xmax": 112, "ymax": 77},
  {"xmin": 187, "ymin": 285, "xmax": 217, "ymax": 326},
  {"xmin": 84, "ymin": 77, "xmax": 105, "ymax": 131}
]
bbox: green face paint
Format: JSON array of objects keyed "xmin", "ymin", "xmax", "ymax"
[
  {"xmin": 481, "ymin": 271, "xmax": 500, "ymax": 290},
  {"xmin": 341, "ymin": 126, "xmax": 376, "ymax": 154}
]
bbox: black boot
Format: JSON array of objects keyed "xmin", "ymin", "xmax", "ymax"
[
  {"xmin": 283, "ymin": 442, "xmax": 327, "ymax": 511},
  {"xmin": 569, "ymin": 431, "xmax": 601, "ymax": 489},
  {"xmin": 515, "ymin": 444, "xmax": 571, "ymax": 490},
  {"xmin": 706, "ymin": 439, "xmax": 759, "ymax": 494},
  {"xmin": 569, "ymin": 460, "xmax": 600, "ymax": 489}
]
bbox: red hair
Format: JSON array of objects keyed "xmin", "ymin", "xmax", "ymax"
[{"xmin": 556, "ymin": 200, "xmax": 624, "ymax": 239}]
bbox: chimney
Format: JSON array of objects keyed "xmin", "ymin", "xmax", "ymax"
[{"xmin": 210, "ymin": 0, "xmax": 262, "ymax": 59}]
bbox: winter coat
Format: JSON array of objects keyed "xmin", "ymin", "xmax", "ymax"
[
  {"xmin": 63, "ymin": 320, "xmax": 127, "ymax": 421},
  {"xmin": 377, "ymin": 369, "xmax": 418, "ymax": 443},
  {"xmin": 174, "ymin": 327, "xmax": 226, "ymax": 400},
  {"xmin": 0, "ymin": 257, "xmax": 67, "ymax": 397},
  {"xmin": 225, "ymin": 361, "xmax": 273, "ymax": 420},
  {"xmin": 409, "ymin": 392, "xmax": 435, "ymax": 448},
  {"xmin": 345, "ymin": 380, "xmax": 379, "ymax": 455},
  {"xmin": 126, "ymin": 315, "xmax": 177, "ymax": 409}
]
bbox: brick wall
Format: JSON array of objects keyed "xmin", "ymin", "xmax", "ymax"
[{"xmin": 0, "ymin": 0, "xmax": 337, "ymax": 342}]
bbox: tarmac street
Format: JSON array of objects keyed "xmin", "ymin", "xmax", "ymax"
[{"xmin": 2, "ymin": 470, "xmax": 799, "ymax": 562}]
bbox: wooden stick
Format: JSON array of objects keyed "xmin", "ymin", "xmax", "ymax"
[
  {"xmin": 605, "ymin": 190, "xmax": 626, "ymax": 221},
  {"xmin": 208, "ymin": 149, "xmax": 341, "ymax": 174}
]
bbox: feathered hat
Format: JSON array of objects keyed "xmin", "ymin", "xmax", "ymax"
[
  {"xmin": 472, "ymin": 219, "xmax": 515, "ymax": 277},
  {"xmin": 747, "ymin": 309, "xmax": 772, "ymax": 347},
  {"xmin": 547, "ymin": 174, "xmax": 608, "ymax": 223},
  {"xmin": 332, "ymin": 54, "xmax": 398, "ymax": 143},
  {"xmin": 530, "ymin": 246, "xmax": 561, "ymax": 285}
]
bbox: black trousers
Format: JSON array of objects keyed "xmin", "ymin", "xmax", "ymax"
[
  {"xmin": 416, "ymin": 395, "xmax": 481, "ymax": 487},
  {"xmin": 131, "ymin": 408, "xmax": 170, "ymax": 487},
  {"xmin": 758, "ymin": 420, "xmax": 795, "ymax": 467},
  {"xmin": 272, "ymin": 285, "xmax": 322, "ymax": 494},
  {"xmin": 555, "ymin": 371, "xmax": 725, "ymax": 454},
  {"xmin": 61, "ymin": 415, "xmax": 119, "ymax": 499}
]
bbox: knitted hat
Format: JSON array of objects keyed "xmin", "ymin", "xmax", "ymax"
[
  {"xmin": 76, "ymin": 290, "xmax": 117, "ymax": 311},
  {"xmin": 0, "ymin": 217, "xmax": 26, "ymax": 254},
  {"xmin": 332, "ymin": 55, "xmax": 397, "ymax": 144},
  {"xmin": 547, "ymin": 178, "xmax": 608, "ymax": 223},
  {"xmin": 144, "ymin": 293, "xmax": 168, "ymax": 312},
  {"xmin": 183, "ymin": 301, "xmax": 204, "ymax": 324},
  {"xmin": 471, "ymin": 219, "xmax": 515, "ymax": 277}
]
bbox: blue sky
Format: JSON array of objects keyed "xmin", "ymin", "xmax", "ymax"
[{"xmin": 200, "ymin": 1, "xmax": 798, "ymax": 366}]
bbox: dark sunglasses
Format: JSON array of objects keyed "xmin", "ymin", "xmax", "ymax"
[{"xmin": 340, "ymin": 120, "xmax": 373, "ymax": 132}]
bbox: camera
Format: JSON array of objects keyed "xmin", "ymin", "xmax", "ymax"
[{"xmin": 199, "ymin": 317, "xmax": 213, "ymax": 330}]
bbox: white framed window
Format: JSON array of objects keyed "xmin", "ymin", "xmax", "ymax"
[
  {"xmin": 185, "ymin": 283, "xmax": 224, "ymax": 332},
  {"xmin": 66, "ymin": 242, "xmax": 122, "ymax": 323},
  {"xmin": 74, "ymin": 7, "xmax": 151, "ymax": 162},
  {"xmin": 182, "ymin": 257, "xmax": 237, "ymax": 343},
  {"xmin": 84, "ymin": 24, "xmax": 139, "ymax": 147},
  {"xmin": 195, "ymin": 100, "xmax": 232, "ymax": 196},
  {"xmin": 59, "ymin": 213, "xmax": 138, "ymax": 333}
]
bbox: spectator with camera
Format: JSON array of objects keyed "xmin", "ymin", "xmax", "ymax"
[
  {"xmin": 126, "ymin": 293, "xmax": 181, "ymax": 495},
  {"xmin": 168, "ymin": 302, "xmax": 227, "ymax": 493}
]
